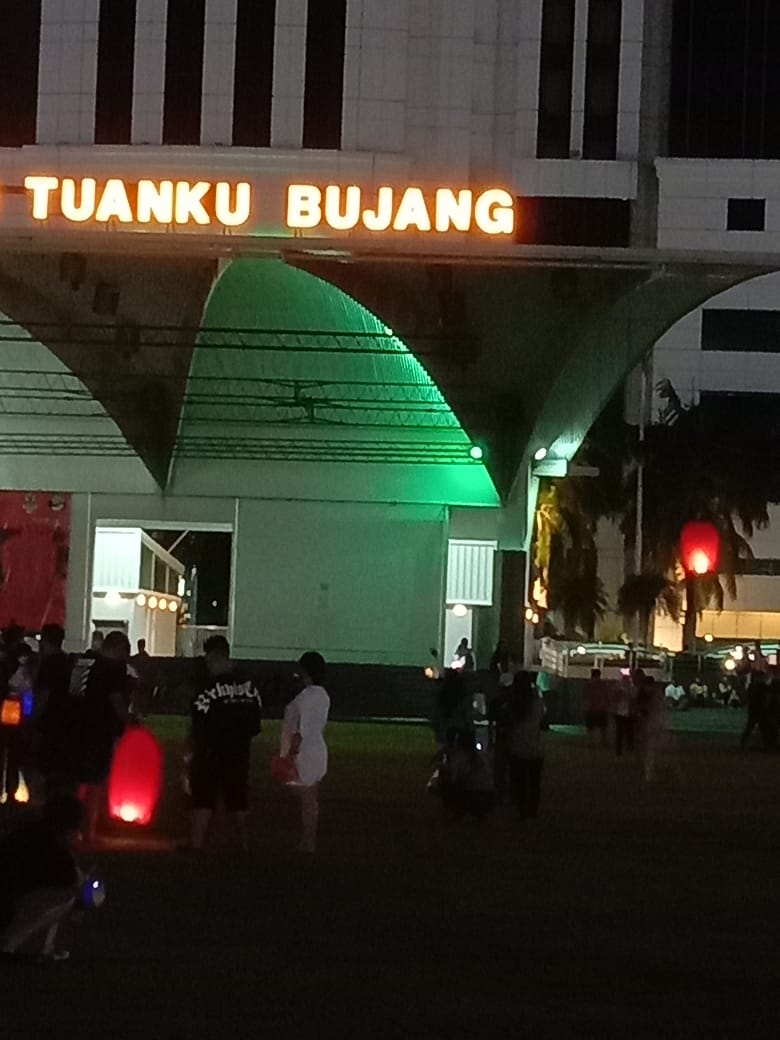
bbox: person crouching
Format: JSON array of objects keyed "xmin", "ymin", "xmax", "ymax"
[{"xmin": 0, "ymin": 795, "xmax": 84, "ymax": 962}]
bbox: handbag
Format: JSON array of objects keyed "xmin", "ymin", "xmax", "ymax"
[{"xmin": 270, "ymin": 753, "xmax": 299, "ymax": 785}]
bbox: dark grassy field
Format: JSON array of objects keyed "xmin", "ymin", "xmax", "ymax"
[{"xmin": 2, "ymin": 719, "xmax": 779, "ymax": 1039}]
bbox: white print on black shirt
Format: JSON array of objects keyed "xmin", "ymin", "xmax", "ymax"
[
  {"xmin": 193, "ymin": 680, "xmax": 261, "ymax": 715},
  {"xmin": 68, "ymin": 658, "xmax": 94, "ymax": 698}
]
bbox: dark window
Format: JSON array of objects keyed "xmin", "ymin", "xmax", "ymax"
[
  {"xmin": 670, "ymin": 0, "xmax": 780, "ymax": 158},
  {"xmin": 302, "ymin": 0, "xmax": 347, "ymax": 149},
  {"xmin": 727, "ymin": 198, "xmax": 765, "ymax": 231},
  {"xmin": 95, "ymin": 0, "xmax": 136, "ymax": 145},
  {"xmin": 163, "ymin": 0, "xmax": 205, "ymax": 145},
  {"xmin": 582, "ymin": 0, "xmax": 622, "ymax": 159},
  {"xmin": 516, "ymin": 196, "xmax": 631, "ymax": 246},
  {"xmin": 0, "ymin": 2, "xmax": 41, "ymax": 146},
  {"xmin": 537, "ymin": 0, "xmax": 576, "ymax": 158},
  {"xmin": 233, "ymin": 0, "xmax": 276, "ymax": 146},
  {"xmin": 702, "ymin": 310, "xmax": 780, "ymax": 353},
  {"xmin": 140, "ymin": 545, "xmax": 154, "ymax": 589}
]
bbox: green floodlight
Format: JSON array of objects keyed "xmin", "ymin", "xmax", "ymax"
[{"xmin": 469, "ymin": 444, "xmax": 484, "ymax": 461}]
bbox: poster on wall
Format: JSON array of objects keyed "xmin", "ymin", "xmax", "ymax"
[{"xmin": 0, "ymin": 492, "xmax": 70, "ymax": 632}]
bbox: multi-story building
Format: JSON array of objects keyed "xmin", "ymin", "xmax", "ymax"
[{"xmin": 0, "ymin": 1, "xmax": 778, "ymax": 662}]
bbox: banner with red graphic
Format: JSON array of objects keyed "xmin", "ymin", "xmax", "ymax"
[{"xmin": 0, "ymin": 492, "xmax": 70, "ymax": 632}]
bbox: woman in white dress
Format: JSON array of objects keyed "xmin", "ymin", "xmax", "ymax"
[{"xmin": 280, "ymin": 651, "xmax": 330, "ymax": 853}]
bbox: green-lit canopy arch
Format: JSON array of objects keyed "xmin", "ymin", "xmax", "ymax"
[{"xmin": 171, "ymin": 259, "xmax": 498, "ymax": 501}]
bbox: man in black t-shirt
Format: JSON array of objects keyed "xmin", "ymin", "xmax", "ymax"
[
  {"xmin": 185, "ymin": 635, "xmax": 262, "ymax": 852},
  {"xmin": 0, "ymin": 795, "xmax": 83, "ymax": 961}
]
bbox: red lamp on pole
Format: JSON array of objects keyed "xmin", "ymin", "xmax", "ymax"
[{"xmin": 680, "ymin": 520, "xmax": 720, "ymax": 576}]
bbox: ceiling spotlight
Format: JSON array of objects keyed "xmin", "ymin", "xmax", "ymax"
[
  {"xmin": 533, "ymin": 447, "xmax": 548, "ymax": 462},
  {"xmin": 168, "ymin": 600, "xmax": 178, "ymax": 612},
  {"xmin": 158, "ymin": 598, "xmax": 167, "ymax": 611},
  {"xmin": 148, "ymin": 596, "xmax": 158, "ymax": 609},
  {"xmin": 136, "ymin": 593, "xmax": 146, "ymax": 607},
  {"xmin": 104, "ymin": 590, "xmax": 122, "ymax": 607},
  {"xmin": 469, "ymin": 444, "xmax": 484, "ymax": 461},
  {"xmin": 452, "ymin": 603, "xmax": 468, "ymax": 618}
]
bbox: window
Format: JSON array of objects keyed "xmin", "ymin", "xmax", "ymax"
[
  {"xmin": 727, "ymin": 198, "xmax": 765, "ymax": 231},
  {"xmin": 95, "ymin": 0, "xmax": 136, "ymax": 145},
  {"xmin": 582, "ymin": 0, "xmax": 622, "ymax": 160},
  {"xmin": 163, "ymin": 0, "xmax": 206, "ymax": 145},
  {"xmin": 701, "ymin": 310, "xmax": 780, "ymax": 353},
  {"xmin": 140, "ymin": 545, "xmax": 154, "ymax": 590},
  {"xmin": 536, "ymin": 0, "xmax": 576, "ymax": 158},
  {"xmin": 670, "ymin": 0, "xmax": 780, "ymax": 158},
  {"xmin": 0, "ymin": 2, "xmax": 41, "ymax": 146},
  {"xmin": 516, "ymin": 197, "xmax": 631, "ymax": 246},
  {"xmin": 233, "ymin": 0, "xmax": 276, "ymax": 146},
  {"xmin": 302, "ymin": 0, "xmax": 347, "ymax": 149}
]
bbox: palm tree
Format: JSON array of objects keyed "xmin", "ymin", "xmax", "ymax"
[
  {"xmin": 617, "ymin": 570, "xmax": 680, "ymax": 647},
  {"xmin": 534, "ymin": 480, "xmax": 608, "ymax": 639},
  {"xmin": 622, "ymin": 380, "xmax": 772, "ymax": 649}
]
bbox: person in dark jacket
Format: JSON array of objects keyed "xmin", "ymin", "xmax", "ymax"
[
  {"xmin": 184, "ymin": 635, "xmax": 262, "ymax": 852},
  {"xmin": 0, "ymin": 795, "xmax": 83, "ymax": 961},
  {"xmin": 509, "ymin": 672, "xmax": 546, "ymax": 820}
]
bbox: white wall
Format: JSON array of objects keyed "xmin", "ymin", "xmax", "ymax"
[
  {"xmin": 27, "ymin": 0, "xmax": 653, "ymax": 179},
  {"xmin": 231, "ymin": 499, "xmax": 446, "ymax": 664},
  {"xmin": 65, "ymin": 492, "xmax": 449, "ymax": 664}
]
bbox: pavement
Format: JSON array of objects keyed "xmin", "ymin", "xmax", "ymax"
[{"xmin": 1, "ymin": 720, "xmax": 779, "ymax": 1039}]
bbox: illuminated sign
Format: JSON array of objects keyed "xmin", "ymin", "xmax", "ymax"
[
  {"xmin": 23, "ymin": 176, "xmax": 251, "ymax": 227},
  {"xmin": 12, "ymin": 176, "xmax": 516, "ymax": 236},
  {"xmin": 286, "ymin": 185, "xmax": 515, "ymax": 235}
]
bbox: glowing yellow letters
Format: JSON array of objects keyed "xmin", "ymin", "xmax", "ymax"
[
  {"xmin": 20, "ymin": 174, "xmax": 513, "ymax": 236},
  {"xmin": 23, "ymin": 176, "xmax": 252, "ymax": 228},
  {"xmin": 286, "ymin": 184, "xmax": 515, "ymax": 235}
]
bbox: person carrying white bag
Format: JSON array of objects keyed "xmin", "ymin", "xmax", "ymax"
[{"xmin": 279, "ymin": 652, "xmax": 330, "ymax": 854}]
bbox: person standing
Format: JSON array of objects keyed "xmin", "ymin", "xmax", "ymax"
[
  {"xmin": 35, "ymin": 630, "xmax": 129, "ymax": 842},
  {"xmin": 582, "ymin": 668, "xmax": 609, "ymax": 747},
  {"xmin": 611, "ymin": 673, "xmax": 637, "ymax": 756},
  {"xmin": 508, "ymin": 672, "xmax": 545, "ymax": 820},
  {"xmin": 185, "ymin": 635, "xmax": 262, "ymax": 852},
  {"xmin": 129, "ymin": 638, "xmax": 156, "ymax": 719},
  {"xmin": 487, "ymin": 684, "xmax": 514, "ymax": 802},
  {"xmin": 640, "ymin": 679, "xmax": 667, "ymax": 781},
  {"xmin": 452, "ymin": 638, "xmax": 475, "ymax": 671},
  {"xmin": 280, "ymin": 652, "xmax": 330, "ymax": 854},
  {"xmin": 741, "ymin": 671, "xmax": 768, "ymax": 751},
  {"xmin": 0, "ymin": 626, "xmax": 29, "ymax": 803},
  {"xmin": 431, "ymin": 670, "xmax": 474, "ymax": 751}
]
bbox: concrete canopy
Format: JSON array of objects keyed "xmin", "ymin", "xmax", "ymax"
[{"xmin": 1, "ymin": 241, "xmax": 776, "ymax": 533}]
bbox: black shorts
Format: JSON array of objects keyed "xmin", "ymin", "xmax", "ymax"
[
  {"xmin": 584, "ymin": 711, "xmax": 608, "ymax": 731},
  {"xmin": 190, "ymin": 748, "xmax": 251, "ymax": 812}
]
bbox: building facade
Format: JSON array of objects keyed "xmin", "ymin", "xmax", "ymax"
[{"xmin": 0, "ymin": 1, "xmax": 778, "ymax": 662}]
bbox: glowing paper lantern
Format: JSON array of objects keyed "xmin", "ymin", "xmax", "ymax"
[
  {"xmin": 108, "ymin": 726, "xmax": 164, "ymax": 826},
  {"xmin": 680, "ymin": 521, "xmax": 720, "ymax": 576},
  {"xmin": 0, "ymin": 696, "xmax": 21, "ymax": 727}
]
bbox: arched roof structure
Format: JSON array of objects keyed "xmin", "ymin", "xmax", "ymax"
[{"xmin": 169, "ymin": 259, "xmax": 498, "ymax": 502}]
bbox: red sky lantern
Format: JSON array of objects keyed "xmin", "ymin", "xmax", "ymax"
[
  {"xmin": 108, "ymin": 726, "xmax": 164, "ymax": 826},
  {"xmin": 680, "ymin": 520, "xmax": 720, "ymax": 576}
]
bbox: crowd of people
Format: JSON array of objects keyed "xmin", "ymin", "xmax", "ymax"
[
  {"xmin": 430, "ymin": 663, "xmax": 546, "ymax": 822},
  {"xmin": 0, "ymin": 625, "xmax": 330, "ymax": 961}
]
